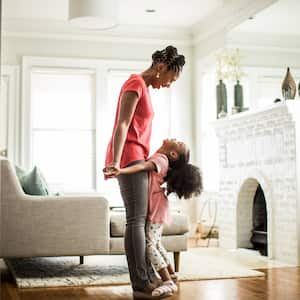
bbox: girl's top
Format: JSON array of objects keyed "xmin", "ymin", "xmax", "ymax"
[
  {"xmin": 105, "ymin": 74, "xmax": 154, "ymax": 168},
  {"xmin": 147, "ymin": 152, "xmax": 171, "ymax": 224}
]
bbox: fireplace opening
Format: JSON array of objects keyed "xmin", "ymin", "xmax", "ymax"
[{"xmin": 250, "ymin": 185, "xmax": 268, "ymax": 256}]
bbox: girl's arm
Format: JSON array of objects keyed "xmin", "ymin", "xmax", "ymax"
[
  {"xmin": 120, "ymin": 161, "xmax": 156, "ymax": 174},
  {"xmin": 104, "ymin": 161, "xmax": 156, "ymax": 178}
]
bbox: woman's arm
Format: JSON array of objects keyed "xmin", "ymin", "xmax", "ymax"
[{"xmin": 110, "ymin": 91, "xmax": 139, "ymax": 168}]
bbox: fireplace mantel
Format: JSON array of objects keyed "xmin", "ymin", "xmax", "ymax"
[
  {"xmin": 213, "ymin": 101, "xmax": 300, "ymax": 128},
  {"xmin": 213, "ymin": 101, "xmax": 300, "ymax": 265}
]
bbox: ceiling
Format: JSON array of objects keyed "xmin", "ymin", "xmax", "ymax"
[
  {"xmin": 232, "ymin": 0, "xmax": 300, "ymax": 36},
  {"xmin": 3, "ymin": 0, "xmax": 297, "ymax": 47},
  {"xmin": 2, "ymin": 0, "xmax": 223, "ymax": 29}
]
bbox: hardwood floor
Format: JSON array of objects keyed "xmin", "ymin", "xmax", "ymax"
[
  {"xmin": 1, "ymin": 240, "xmax": 299, "ymax": 300},
  {"xmin": 1, "ymin": 266, "xmax": 300, "ymax": 300}
]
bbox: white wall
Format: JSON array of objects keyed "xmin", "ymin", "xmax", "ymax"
[
  {"xmin": 226, "ymin": 31, "xmax": 300, "ymax": 68},
  {"xmin": 237, "ymin": 49, "xmax": 300, "ymax": 69}
]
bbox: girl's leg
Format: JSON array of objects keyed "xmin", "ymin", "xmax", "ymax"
[
  {"xmin": 146, "ymin": 223, "xmax": 177, "ymax": 296},
  {"xmin": 154, "ymin": 226, "xmax": 178, "ymax": 282},
  {"xmin": 118, "ymin": 161, "xmax": 153, "ymax": 291},
  {"xmin": 158, "ymin": 266, "xmax": 177, "ymax": 284},
  {"xmin": 146, "ymin": 223, "xmax": 168, "ymax": 273}
]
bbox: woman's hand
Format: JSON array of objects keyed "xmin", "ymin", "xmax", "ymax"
[
  {"xmin": 103, "ymin": 167, "xmax": 121, "ymax": 179},
  {"xmin": 103, "ymin": 162, "xmax": 121, "ymax": 179},
  {"xmin": 105, "ymin": 161, "xmax": 120, "ymax": 170}
]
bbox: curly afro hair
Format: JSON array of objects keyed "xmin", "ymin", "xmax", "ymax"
[{"xmin": 165, "ymin": 163, "xmax": 203, "ymax": 199}]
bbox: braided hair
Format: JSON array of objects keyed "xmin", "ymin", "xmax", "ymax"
[
  {"xmin": 151, "ymin": 45, "xmax": 185, "ymax": 73},
  {"xmin": 165, "ymin": 152, "xmax": 203, "ymax": 199}
]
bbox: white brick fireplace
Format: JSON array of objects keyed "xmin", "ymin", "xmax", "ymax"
[{"xmin": 214, "ymin": 102, "xmax": 300, "ymax": 265}]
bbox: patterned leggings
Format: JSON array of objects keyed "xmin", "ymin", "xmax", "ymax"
[{"xmin": 146, "ymin": 222, "xmax": 171, "ymax": 272}]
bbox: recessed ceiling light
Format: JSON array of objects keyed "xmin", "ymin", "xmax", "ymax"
[{"xmin": 145, "ymin": 9, "xmax": 156, "ymax": 13}]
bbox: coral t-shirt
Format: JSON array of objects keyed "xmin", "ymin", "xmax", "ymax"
[
  {"xmin": 105, "ymin": 74, "xmax": 154, "ymax": 168},
  {"xmin": 148, "ymin": 153, "xmax": 171, "ymax": 224}
]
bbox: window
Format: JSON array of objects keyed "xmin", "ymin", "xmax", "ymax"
[
  {"xmin": 24, "ymin": 58, "xmax": 172, "ymax": 205},
  {"xmin": 30, "ymin": 69, "xmax": 96, "ymax": 193},
  {"xmin": 149, "ymin": 87, "xmax": 171, "ymax": 153}
]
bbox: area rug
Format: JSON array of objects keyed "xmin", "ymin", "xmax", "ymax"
[
  {"xmin": 4, "ymin": 249, "xmax": 266, "ymax": 289},
  {"xmin": 189, "ymin": 247, "xmax": 295, "ymax": 270}
]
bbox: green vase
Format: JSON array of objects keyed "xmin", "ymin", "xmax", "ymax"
[
  {"xmin": 216, "ymin": 80, "xmax": 227, "ymax": 119},
  {"xmin": 234, "ymin": 80, "xmax": 243, "ymax": 109}
]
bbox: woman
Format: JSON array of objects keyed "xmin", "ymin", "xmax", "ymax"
[{"xmin": 104, "ymin": 45, "xmax": 185, "ymax": 299}]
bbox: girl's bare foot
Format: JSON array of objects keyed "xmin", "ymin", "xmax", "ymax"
[
  {"xmin": 151, "ymin": 276, "xmax": 163, "ymax": 288},
  {"xmin": 152, "ymin": 280, "xmax": 177, "ymax": 297},
  {"xmin": 170, "ymin": 273, "xmax": 178, "ymax": 283}
]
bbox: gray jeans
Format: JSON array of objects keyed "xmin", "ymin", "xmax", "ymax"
[{"xmin": 117, "ymin": 160, "xmax": 155, "ymax": 291}]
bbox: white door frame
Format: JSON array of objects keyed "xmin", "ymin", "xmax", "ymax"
[{"xmin": 0, "ymin": 65, "xmax": 20, "ymax": 164}]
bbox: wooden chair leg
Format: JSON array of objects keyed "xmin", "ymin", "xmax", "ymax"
[
  {"xmin": 80, "ymin": 256, "xmax": 84, "ymax": 264},
  {"xmin": 173, "ymin": 252, "xmax": 180, "ymax": 272}
]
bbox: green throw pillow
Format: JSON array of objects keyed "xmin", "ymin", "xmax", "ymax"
[
  {"xmin": 15, "ymin": 165, "xmax": 26, "ymax": 179},
  {"xmin": 15, "ymin": 166, "xmax": 49, "ymax": 196}
]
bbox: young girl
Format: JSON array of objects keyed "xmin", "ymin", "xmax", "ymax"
[{"xmin": 104, "ymin": 138, "xmax": 202, "ymax": 297}]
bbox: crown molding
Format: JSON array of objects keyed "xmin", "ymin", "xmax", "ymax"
[
  {"xmin": 2, "ymin": 1, "xmax": 282, "ymax": 49},
  {"xmin": 192, "ymin": 0, "xmax": 278, "ymax": 46},
  {"xmin": 226, "ymin": 31, "xmax": 300, "ymax": 54},
  {"xmin": 2, "ymin": 18, "xmax": 192, "ymax": 46}
]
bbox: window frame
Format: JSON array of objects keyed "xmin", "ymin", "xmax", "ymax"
[
  {"xmin": 22, "ymin": 56, "xmax": 149, "ymax": 195},
  {"xmin": 22, "ymin": 57, "xmax": 173, "ymax": 199},
  {"xmin": 1, "ymin": 65, "xmax": 20, "ymax": 164}
]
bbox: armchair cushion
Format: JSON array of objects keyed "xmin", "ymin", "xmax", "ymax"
[{"xmin": 110, "ymin": 211, "xmax": 189, "ymax": 237}]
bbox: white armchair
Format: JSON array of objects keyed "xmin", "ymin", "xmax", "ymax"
[{"xmin": 0, "ymin": 158, "xmax": 110, "ymax": 258}]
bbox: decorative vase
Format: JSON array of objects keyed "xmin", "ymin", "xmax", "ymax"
[
  {"xmin": 216, "ymin": 80, "xmax": 227, "ymax": 119},
  {"xmin": 281, "ymin": 67, "xmax": 296, "ymax": 100},
  {"xmin": 234, "ymin": 80, "xmax": 243, "ymax": 110}
]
